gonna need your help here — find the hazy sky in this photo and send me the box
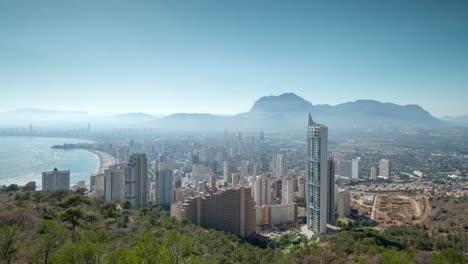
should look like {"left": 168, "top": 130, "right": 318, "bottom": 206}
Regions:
{"left": 1, "top": 0, "right": 467, "bottom": 117}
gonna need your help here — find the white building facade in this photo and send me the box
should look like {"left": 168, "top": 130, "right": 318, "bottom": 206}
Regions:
{"left": 42, "top": 168, "right": 70, "bottom": 192}
{"left": 307, "top": 114, "right": 330, "bottom": 234}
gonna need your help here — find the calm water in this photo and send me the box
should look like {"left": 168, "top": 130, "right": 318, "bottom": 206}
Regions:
{"left": 0, "top": 136, "right": 99, "bottom": 189}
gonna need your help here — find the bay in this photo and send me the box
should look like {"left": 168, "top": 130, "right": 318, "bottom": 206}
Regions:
{"left": 0, "top": 136, "right": 99, "bottom": 189}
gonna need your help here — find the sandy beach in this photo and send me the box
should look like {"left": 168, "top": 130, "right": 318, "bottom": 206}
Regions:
{"left": 89, "top": 150, "right": 116, "bottom": 174}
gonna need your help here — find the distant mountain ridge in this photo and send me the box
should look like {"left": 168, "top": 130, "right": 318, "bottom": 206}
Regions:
{"left": 441, "top": 115, "right": 468, "bottom": 126}
{"left": 114, "top": 112, "right": 154, "bottom": 118}
{"left": 151, "top": 93, "right": 443, "bottom": 132}
{"left": 0, "top": 93, "right": 448, "bottom": 132}
{"left": 14, "top": 108, "right": 88, "bottom": 114}
{"left": 248, "top": 93, "right": 313, "bottom": 114}
{"left": 231, "top": 93, "right": 441, "bottom": 131}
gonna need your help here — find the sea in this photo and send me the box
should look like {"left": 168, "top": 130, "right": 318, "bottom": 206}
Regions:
{"left": 0, "top": 136, "right": 99, "bottom": 189}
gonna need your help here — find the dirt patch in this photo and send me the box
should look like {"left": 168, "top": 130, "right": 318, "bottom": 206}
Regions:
{"left": 371, "top": 194, "right": 428, "bottom": 226}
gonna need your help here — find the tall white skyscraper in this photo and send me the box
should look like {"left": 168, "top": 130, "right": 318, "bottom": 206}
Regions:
{"left": 94, "top": 174, "right": 105, "bottom": 197}
{"left": 104, "top": 164, "right": 125, "bottom": 202}
{"left": 252, "top": 162, "right": 258, "bottom": 177}
{"left": 157, "top": 163, "right": 174, "bottom": 206}
{"left": 42, "top": 168, "right": 70, "bottom": 191}
{"left": 272, "top": 154, "right": 286, "bottom": 179}
{"left": 241, "top": 160, "right": 248, "bottom": 178}
{"left": 379, "top": 159, "right": 391, "bottom": 179}
{"left": 351, "top": 157, "right": 361, "bottom": 179}
{"left": 223, "top": 161, "right": 230, "bottom": 182}
{"left": 307, "top": 114, "right": 330, "bottom": 234}
{"left": 282, "top": 176, "right": 295, "bottom": 205}
{"left": 370, "top": 166, "right": 379, "bottom": 180}
{"left": 327, "top": 158, "right": 335, "bottom": 222}
{"left": 253, "top": 174, "right": 271, "bottom": 206}
{"left": 125, "top": 153, "right": 148, "bottom": 208}
{"left": 149, "top": 180, "right": 157, "bottom": 203}
{"left": 232, "top": 173, "right": 240, "bottom": 185}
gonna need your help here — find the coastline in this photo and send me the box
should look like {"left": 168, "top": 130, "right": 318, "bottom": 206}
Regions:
{"left": 88, "top": 150, "right": 116, "bottom": 175}
{"left": 0, "top": 136, "right": 100, "bottom": 188}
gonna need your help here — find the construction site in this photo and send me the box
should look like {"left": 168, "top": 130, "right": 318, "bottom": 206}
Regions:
{"left": 369, "top": 194, "right": 430, "bottom": 226}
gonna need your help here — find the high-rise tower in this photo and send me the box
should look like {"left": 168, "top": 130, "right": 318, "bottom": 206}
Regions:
{"left": 171, "top": 187, "right": 255, "bottom": 238}
{"left": 351, "top": 157, "right": 361, "bottom": 179}
{"left": 272, "top": 154, "right": 286, "bottom": 179}
{"left": 370, "top": 166, "right": 379, "bottom": 180}
{"left": 252, "top": 162, "right": 258, "bottom": 177}
{"left": 327, "top": 158, "right": 336, "bottom": 222}
{"left": 379, "top": 159, "right": 391, "bottom": 179}
{"left": 253, "top": 174, "right": 271, "bottom": 206}
{"left": 307, "top": 114, "right": 329, "bottom": 234}
{"left": 157, "top": 163, "right": 174, "bottom": 206}
{"left": 241, "top": 160, "right": 248, "bottom": 178}
{"left": 104, "top": 164, "right": 125, "bottom": 202}
{"left": 42, "top": 168, "right": 70, "bottom": 191}
{"left": 223, "top": 161, "right": 230, "bottom": 182}
{"left": 282, "top": 176, "right": 295, "bottom": 205}
{"left": 125, "top": 153, "right": 148, "bottom": 208}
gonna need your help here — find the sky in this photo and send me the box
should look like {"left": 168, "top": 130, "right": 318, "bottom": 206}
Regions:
{"left": 0, "top": 0, "right": 467, "bottom": 117}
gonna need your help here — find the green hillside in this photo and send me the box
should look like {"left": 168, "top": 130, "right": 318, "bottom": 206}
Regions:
{"left": 0, "top": 187, "right": 465, "bottom": 264}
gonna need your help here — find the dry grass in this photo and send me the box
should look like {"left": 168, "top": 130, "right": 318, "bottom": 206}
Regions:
{"left": 424, "top": 196, "right": 468, "bottom": 236}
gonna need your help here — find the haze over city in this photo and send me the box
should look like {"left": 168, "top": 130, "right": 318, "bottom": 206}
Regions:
{"left": 0, "top": 1, "right": 467, "bottom": 263}
{"left": 1, "top": 0, "right": 467, "bottom": 117}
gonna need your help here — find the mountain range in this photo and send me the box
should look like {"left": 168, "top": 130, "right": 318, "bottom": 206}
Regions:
{"left": 0, "top": 93, "right": 459, "bottom": 132}
{"left": 157, "top": 93, "right": 443, "bottom": 132}
{"left": 441, "top": 115, "right": 468, "bottom": 126}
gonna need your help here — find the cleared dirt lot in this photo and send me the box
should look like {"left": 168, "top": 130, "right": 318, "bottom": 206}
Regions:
{"left": 371, "top": 194, "right": 430, "bottom": 226}
{"left": 370, "top": 194, "right": 467, "bottom": 238}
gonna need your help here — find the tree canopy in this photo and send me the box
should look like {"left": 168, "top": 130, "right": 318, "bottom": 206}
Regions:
{"left": 0, "top": 189, "right": 466, "bottom": 264}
